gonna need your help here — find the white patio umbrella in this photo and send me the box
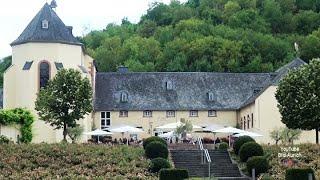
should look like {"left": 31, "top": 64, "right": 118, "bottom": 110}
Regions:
{"left": 109, "top": 125, "right": 144, "bottom": 145}
{"left": 155, "top": 122, "right": 203, "bottom": 131}
{"left": 213, "top": 126, "right": 247, "bottom": 146}
{"left": 158, "top": 131, "right": 175, "bottom": 138}
{"left": 203, "top": 124, "right": 225, "bottom": 146}
{"left": 233, "top": 131, "right": 263, "bottom": 137}
{"left": 84, "top": 129, "right": 113, "bottom": 143}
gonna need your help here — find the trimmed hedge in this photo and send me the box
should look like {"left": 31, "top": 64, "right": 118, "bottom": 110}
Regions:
{"left": 219, "top": 142, "right": 229, "bottom": 150}
{"left": 285, "top": 168, "right": 315, "bottom": 180}
{"left": 159, "top": 169, "right": 189, "bottom": 180}
{"left": 145, "top": 141, "right": 169, "bottom": 159}
{"left": 149, "top": 157, "right": 171, "bottom": 173}
{"left": 246, "top": 156, "right": 269, "bottom": 176}
{"left": 239, "top": 142, "right": 264, "bottom": 162}
{"left": 143, "top": 136, "right": 167, "bottom": 149}
{"left": 233, "top": 136, "right": 255, "bottom": 155}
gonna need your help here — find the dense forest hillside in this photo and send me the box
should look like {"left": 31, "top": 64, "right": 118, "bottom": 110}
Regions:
{"left": 81, "top": 0, "right": 320, "bottom": 73}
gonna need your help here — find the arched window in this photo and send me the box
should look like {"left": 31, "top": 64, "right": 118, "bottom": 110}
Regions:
{"left": 243, "top": 117, "right": 246, "bottom": 130}
{"left": 120, "top": 92, "right": 128, "bottom": 102}
{"left": 247, "top": 115, "right": 250, "bottom": 129}
{"left": 39, "top": 61, "right": 50, "bottom": 88}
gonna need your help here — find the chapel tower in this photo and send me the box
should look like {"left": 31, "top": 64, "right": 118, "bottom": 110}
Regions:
{"left": 3, "top": 2, "right": 94, "bottom": 143}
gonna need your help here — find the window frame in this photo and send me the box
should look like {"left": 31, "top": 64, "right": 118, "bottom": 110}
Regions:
{"left": 101, "top": 111, "right": 111, "bottom": 129}
{"left": 38, "top": 60, "right": 51, "bottom": 90}
{"left": 119, "top": 110, "right": 128, "bottom": 117}
{"left": 143, "top": 110, "right": 152, "bottom": 117}
{"left": 42, "top": 19, "right": 49, "bottom": 29}
{"left": 189, "top": 110, "right": 198, "bottom": 117}
{"left": 208, "top": 110, "right": 217, "bottom": 117}
{"left": 166, "top": 110, "right": 175, "bottom": 117}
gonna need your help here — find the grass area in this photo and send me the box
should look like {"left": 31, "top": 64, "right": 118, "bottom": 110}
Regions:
{"left": 230, "top": 144, "right": 320, "bottom": 179}
{"left": 0, "top": 143, "right": 156, "bottom": 179}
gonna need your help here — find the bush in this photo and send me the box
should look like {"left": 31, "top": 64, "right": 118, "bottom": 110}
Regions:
{"left": 233, "top": 136, "right": 255, "bottom": 155}
{"left": 219, "top": 142, "right": 228, "bottom": 150}
{"left": 246, "top": 156, "right": 269, "bottom": 176}
{"left": 285, "top": 168, "right": 315, "bottom": 180}
{"left": 239, "top": 142, "right": 264, "bottom": 162}
{"left": 0, "top": 135, "right": 11, "bottom": 144}
{"left": 143, "top": 136, "right": 167, "bottom": 149}
{"left": 145, "top": 141, "right": 168, "bottom": 159}
{"left": 149, "top": 157, "right": 171, "bottom": 173}
{"left": 159, "top": 169, "right": 189, "bottom": 180}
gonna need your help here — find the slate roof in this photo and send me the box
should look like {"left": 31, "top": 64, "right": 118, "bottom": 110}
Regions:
{"left": 94, "top": 59, "right": 306, "bottom": 111}
{"left": 11, "top": 3, "right": 82, "bottom": 46}
{"left": 94, "top": 72, "right": 275, "bottom": 111}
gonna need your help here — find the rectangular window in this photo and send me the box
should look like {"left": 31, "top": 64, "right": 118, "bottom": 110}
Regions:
{"left": 143, "top": 110, "right": 152, "bottom": 117}
{"left": 166, "top": 110, "right": 175, "bottom": 117}
{"left": 101, "top": 111, "right": 111, "bottom": 129}
{"left": 251, "top": 113, "right": 254, "bottom": 128}
{"left": 208, "top": 110, "right": 217, "bottom": 117}
{"left": 189, "top": 110, "right": 198, "bottom": 117}
{"left": 119, "top": 110, "right": 128, "bottom": 117}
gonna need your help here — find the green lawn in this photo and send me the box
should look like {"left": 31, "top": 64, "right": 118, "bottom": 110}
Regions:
{"left": 0, "top": 143, "right": 156, "bottom": 179}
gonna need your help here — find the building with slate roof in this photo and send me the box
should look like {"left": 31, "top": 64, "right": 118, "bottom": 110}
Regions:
{"left": 2, "top": 2, "right": 95, "bottom": 143}
{"left": 0, "top": 2, "right": 315, "bottom": 144}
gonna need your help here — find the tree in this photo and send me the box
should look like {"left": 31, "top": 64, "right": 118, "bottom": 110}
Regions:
{"left": 270, "top": 128, "right": 282, "bottom": 145}
{"left": 280, "top": 127, "right": 301, "bottom": 145}
{"left": 67, "top": 125, "right": 84, "bottom": 143}
{"left": 175, "top": 119, "right": 193, "bottom": 140}
{"left": 35, "top": 69, "right": 93, "bottom": 141}
{"left": 276, "top": 59, "right": 320, "bottom": 144}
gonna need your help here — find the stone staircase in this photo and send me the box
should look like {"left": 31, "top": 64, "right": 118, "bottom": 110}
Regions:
{"left": 170, "top": 148, "right": 250, "bottom": 179}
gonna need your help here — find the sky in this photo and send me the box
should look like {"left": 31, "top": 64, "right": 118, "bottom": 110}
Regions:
{"left": 0, "top": 0, "right": 186, "bottom": 59}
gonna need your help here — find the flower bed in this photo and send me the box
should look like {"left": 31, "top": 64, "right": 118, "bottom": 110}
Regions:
{"left": 263, "top": 144, "right": 319, "bottom": 179}
{"left": 0, "top": 143, "right": 156, "bottom": 179}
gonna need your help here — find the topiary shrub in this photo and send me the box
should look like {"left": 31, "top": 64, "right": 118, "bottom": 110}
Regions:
{"left": 246, "top": 156, "right": 269, "bottom": 176}
{"left": 159, "top": 169, "right": 189, "bottom": 180}
{"left": 143, "top": 136, "right": 167, "bottom": 149}
{"left": 149, "top": 157, "right": 171, "bottom": 173}
{"left": 285, "top": 168, "right": 315, "bottom": 180}
{"left": 233, "top": 136, "right": 255, "bottom": 155}
{"left": 145, "top": 141, "right": 168, "bottom": 159}
{"left": 239, "top": 142, "right": 264, "bottom": 162}
{"left": 219, "top": 142, "right": 228, "bottom": 150}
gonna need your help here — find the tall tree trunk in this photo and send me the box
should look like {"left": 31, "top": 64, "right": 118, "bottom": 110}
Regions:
{"left": 63, "top": 122, "right": 67, "bottom": 141}
{"left": 316, "top": 128, "right": 319, "bottom": 144}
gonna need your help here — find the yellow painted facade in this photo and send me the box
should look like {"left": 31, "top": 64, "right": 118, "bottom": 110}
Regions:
{"left": 239, "top": 86, "right": 314, "bottom": 144}
{"left": 93, "top": 110, "right": 237, "bottom": 139}
{"left": 3, "top": 42, "right": 94, "bottom": 143}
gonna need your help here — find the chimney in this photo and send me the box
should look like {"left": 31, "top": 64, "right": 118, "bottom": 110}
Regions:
{"left": 118, "top": 66, "right": 128, "bottom": 73}
{"left": 66, "top": 26, "right": 73, "bottom": 35}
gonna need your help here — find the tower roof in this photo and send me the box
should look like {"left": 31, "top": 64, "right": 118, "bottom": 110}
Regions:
{"left": 10, "top": 3, "right": 82, "bottom": 46}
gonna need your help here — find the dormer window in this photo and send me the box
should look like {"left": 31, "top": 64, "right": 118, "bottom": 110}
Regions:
{"left": 208, "top": 92, "right": 214, "bottom": 101}
{"left": 166, "top": 81, "right": 173, "bottom": 90}
{"left": 120, "top": 92, "right": 128, "bottom": 102}
{"left": 42, "top": 20, "right": 48, "bottom": 29}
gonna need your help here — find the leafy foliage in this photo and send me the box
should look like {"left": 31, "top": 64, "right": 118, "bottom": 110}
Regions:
{"left": 145, "top": 141, "right": 169, "bottom": 159}
{"left": 239, "top": 142, "right": 264, "bottom": 162}
{"left": 0, "top": 135, "right": 12, "bottom": 144}
{"left": 67, "top": 125, "right": 84, "bottom": 143}
{"left": 35, "top": 69, "right": 92, "bottom": 141}
{"left": 246, "top": 156, "right": 269, "bottom": 176}
{"left": 0, "top": 108, "right": 34, "bottom": 143}
{"left": 159, "top": 168, "right": 189, "bottom": 180}
{"left": 0, "top": 144, "right": 156, "bottom": 179}
{"left": 285, "top": 168, "right": 315, "bottom": 180}
{"left": 149, "top": 157, "right": 171, "bottom": 173}
{"left": 276, "top": 59, "right": 320, "bottom": 143}
{"left": 233, "top": 135, "right": 255, "bottom": 155}
{"left": 270, "top": 127, "right": 302, "bottom": 145}
{"left": 143, "top": 136, "right": 167, "bottom": 149}
{"left": 81, "top": 0, "right": 320, "bottom": 73}
{"left": 263, "top": 144, "right": 319, "bottom": 179}
{"left": 0, "top": 56, "right": 12, "bottom": 87}
{"left": 219, "top": 142, "right": 229, "bottom": 150}
{"left": 175, "top": 119, "right": 193, "bottom": 139}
